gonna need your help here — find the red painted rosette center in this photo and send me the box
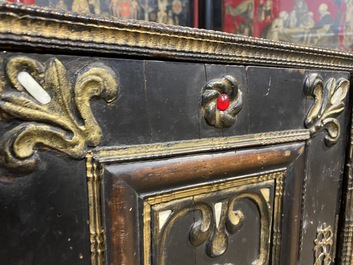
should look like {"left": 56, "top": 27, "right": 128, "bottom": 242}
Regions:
{"left": 216, "top": 93, "right": 230, "bottom": 111}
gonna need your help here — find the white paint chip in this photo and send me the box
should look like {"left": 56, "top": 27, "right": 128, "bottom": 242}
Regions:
{"left": 17, "top": 72, "right": 51, "bottom": 105}
{"left": 159, "top": 210, "right": 172, "bottom": 231}
{"left": 214, "top": 202, "right": 223, "bottom": 228}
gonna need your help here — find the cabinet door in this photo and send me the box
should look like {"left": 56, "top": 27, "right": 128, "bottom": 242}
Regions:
{"left": 90, "top": 140, "right": 306, "bottom": 265}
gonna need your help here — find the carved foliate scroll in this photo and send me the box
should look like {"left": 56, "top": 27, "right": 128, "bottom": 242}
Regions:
{"left": 304, "top": 73, "right": 349, "bottom": 146}
{"left": 0, "top": 56, "right": 118, "bottom": 171}
{"left": 160, "top": 193, "right": 269, "bottom": 261}
{"left": 147, "top": 172, "right": 284, "bottom": 265}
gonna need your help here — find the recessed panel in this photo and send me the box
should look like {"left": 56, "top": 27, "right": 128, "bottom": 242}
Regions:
{"left": 89, "top": 140, "right": 306, "bottom": 265}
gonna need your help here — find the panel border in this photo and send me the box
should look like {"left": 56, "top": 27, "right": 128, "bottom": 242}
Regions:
{"left": 86, "top": 129, "right": 308, "bottom": 265}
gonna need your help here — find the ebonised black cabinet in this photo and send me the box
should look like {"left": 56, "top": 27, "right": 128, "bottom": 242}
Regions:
{"left": 0, "top": 3, "right": 353, "bottom": 265}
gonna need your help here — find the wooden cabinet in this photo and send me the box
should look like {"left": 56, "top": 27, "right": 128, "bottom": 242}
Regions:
{"left": 0, "top": 3, "right": 353, "bottom": 265}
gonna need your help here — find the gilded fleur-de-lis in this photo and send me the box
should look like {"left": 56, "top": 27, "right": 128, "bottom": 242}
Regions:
{"left": 304, "top": 73, "right": 349, "bottom": 146}
{"left": 0, "top": 56, "right": 118, "bottom": 171}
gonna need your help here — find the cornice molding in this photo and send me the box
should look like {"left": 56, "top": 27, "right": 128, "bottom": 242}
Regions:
{"left": 1, "top": 3, "right": 353, "bottom": 71}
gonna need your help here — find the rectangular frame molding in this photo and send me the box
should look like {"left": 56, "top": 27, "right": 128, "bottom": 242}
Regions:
{"left": 86, "top": 129, "right": 308, "bottom": 265}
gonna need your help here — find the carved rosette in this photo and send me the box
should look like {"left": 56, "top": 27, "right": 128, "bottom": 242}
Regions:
{"left": 304, "top": 73, "right": 349, "bottom": 146}
{"left": 202, "top": 75, "right": 243, "bottom": 128}
{"left": 314, "top": 223, "right": 333, "bottom": 265}
{"left": 0, "top": 56, "right": 118, "bottom": 171}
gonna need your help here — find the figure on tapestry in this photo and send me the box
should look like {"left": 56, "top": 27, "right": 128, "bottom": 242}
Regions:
{"left": 343, "top": 0, "right": 353, "bottom": 50}
{"left": 264, "top": 0, "right": 341, "bottom": 49}
{"left": 28, "top": 0, "right": 190, "bottom": 24}
{"left": 109, "top": 0, "right": 140, "bottom": 18}
{"left": 258, "top": 0, "right": 273, "bottom": 23}
{"left": 222, "top": 0, "right": 349, "bottom": 50}
{"left": 149, "top": 0, "right": 189, "bottom": 26}
{"left": 224, "top": 0, "right": 254, "bottom": 36}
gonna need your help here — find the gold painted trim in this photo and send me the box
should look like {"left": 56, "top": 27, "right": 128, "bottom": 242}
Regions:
{"left": 1, "top": 3, "right": 353, "bottom": 71}
{"left": 86, "top": 155, "right": 105, "bottom": 265}
{"left": 92, "top": 129, "right": 310, "bottom": 163}
{"left": 314, "top": 223, "right": 334, "bottom": 265}
{"left": 272, "top": 171, "right": 284, "bottom": 264}
{"left": 143, "top": 202, "right": 151, "bottom": 265}
{"left": 147, "top": 174, "right": 279, "bottom": 205}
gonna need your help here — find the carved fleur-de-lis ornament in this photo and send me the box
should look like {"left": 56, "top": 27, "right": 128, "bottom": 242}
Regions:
{"left": 304, "top": 73, "right": 349, "bottom": 146}
{"left": 0, "top": 56, "right": 118, "bottom": 171}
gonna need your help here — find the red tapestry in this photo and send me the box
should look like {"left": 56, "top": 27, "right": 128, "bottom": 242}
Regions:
{"left": 223, "top": 0, "right": 350, "bottom": 50}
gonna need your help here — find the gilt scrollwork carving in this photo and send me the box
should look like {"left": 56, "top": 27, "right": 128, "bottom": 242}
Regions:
{"left": 314, "top": 223, "right": 333, "bottom": 265}
{"left": 157, "top": 191, "right": 270, "bottom": 265}
{"left": 201, "top": 75, "right": 243, "bottom": 128}
{"left": 304, "top": 73, "right": 349, "bottom": 146}
{"left": 0, "top": 56, "right": 118, "bottom": 171}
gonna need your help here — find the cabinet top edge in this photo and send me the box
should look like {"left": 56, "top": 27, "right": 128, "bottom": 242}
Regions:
{"left": 1, "top": 3, "right": 353, "bottom": 71}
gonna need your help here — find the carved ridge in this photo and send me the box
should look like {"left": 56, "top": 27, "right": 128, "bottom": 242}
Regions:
{"left": 314, "top": 223, "right": 333, "bottom": 265}
{"left": 2, "top": 4, "right": 353, "bottom": 71}
{"left": 86, "top": 155, "right": 105, "bottom": 265}
{"left": 0, "top": 56, "right": 118, "bottom": 171}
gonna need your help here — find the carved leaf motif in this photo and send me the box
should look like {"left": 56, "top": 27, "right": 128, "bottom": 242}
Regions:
{"left": 0, "top": 56, "right": 118, "bottom": 171}
{"left": 188, "top": 204, "right": 213, "bottom": 247}
{"left": 331, "top": 79, "right": 349, "bottom": 105}
{"left": 226, "top": 209, "right": 244, "bottom": 234}
{"left": 304, "top": 74, "right": 349, "bottom": 146}
{"left": 159, "top": 203, "right": 212, "bottom": 265}
{"left": 6, "top": 57, "right": 45, "bottom": 92}
{"left": 158, "top": 192, "right": 270, "bottom": 265}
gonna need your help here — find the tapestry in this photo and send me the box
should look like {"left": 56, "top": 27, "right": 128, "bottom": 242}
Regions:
{"left": 6, "top": 0, "right": 194, "bottom": 26}
{"left": 224, "top": 0, "right": 350, "bottom": 50}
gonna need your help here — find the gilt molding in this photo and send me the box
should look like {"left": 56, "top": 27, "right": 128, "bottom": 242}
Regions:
{"left": 0, "top": 56, "right": 118, "bottom": 171}
{"left": 92, "top": 129, "right": 310, "bottom": 163}
{"left": 314, "top": 223, "right": 333, "bottom": 265}
{"left": 1, "top": 4, "right": 353, "bottom": 71}
{"left": 86, "top": 154, "right": 104, "bottom": 265}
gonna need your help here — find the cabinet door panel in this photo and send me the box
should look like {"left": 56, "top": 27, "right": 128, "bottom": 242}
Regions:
{"left": 88, "top": 141, "right": 306, "bottom": 265}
